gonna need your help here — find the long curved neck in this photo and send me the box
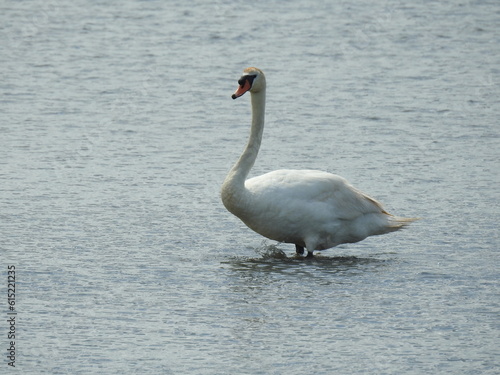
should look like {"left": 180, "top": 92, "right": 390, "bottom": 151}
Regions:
{"left": 222, "top": 89, "right": 266, "bottom": 207}
{"left": 232, "top": 90, "right": 266, "bottom": 183}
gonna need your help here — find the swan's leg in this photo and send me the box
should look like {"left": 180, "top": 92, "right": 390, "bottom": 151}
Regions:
{"left": 306, "top": 251, "right": 314, "bottom": 258}
{"left": 295, "top": 244, "right": 305, "bottom": 255}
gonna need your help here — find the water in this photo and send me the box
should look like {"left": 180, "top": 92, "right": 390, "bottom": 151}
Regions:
{"left": 1, "top": 0, "right": 499, "bottom": 373}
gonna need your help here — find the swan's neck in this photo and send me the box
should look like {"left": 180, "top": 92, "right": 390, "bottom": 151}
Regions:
{"left": 222, "top": 90, "right": 266, "bottom": 210}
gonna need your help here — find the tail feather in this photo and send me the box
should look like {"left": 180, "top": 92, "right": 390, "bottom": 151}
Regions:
{"left": 386, "top": 214, "right": 420, "bottom": 231}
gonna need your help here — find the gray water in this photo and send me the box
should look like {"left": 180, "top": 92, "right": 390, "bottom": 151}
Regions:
{"left": 1, "top": 0, "right": 499, "bottom": 374}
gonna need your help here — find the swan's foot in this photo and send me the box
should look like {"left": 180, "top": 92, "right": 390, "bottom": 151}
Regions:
{"left": 295, "top": 244, "right": 305, "bottom": 255}
{"left": 295, "top": 245, "right": 314, "bottom": 258}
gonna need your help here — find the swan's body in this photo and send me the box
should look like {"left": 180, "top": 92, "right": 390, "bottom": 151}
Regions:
{"left": 221, "top": 67, "right": 415, "bottom": 257}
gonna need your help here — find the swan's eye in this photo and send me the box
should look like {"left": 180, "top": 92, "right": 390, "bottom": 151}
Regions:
{"left": 238, "top": 74, "right": 257, "bottom": 87}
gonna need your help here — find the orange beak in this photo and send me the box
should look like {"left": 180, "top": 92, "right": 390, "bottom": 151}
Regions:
{"left": 232, "top": 79, "right": 252, "bottom": 99}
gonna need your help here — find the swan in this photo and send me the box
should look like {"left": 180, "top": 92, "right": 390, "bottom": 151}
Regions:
{"left": 221, "top": 67, "right": 416, "bottom": 257}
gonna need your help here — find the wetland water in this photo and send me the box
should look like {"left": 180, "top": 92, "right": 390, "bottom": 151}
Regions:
{"left": 1, "top": 0, "right": 499, "bottom": 373}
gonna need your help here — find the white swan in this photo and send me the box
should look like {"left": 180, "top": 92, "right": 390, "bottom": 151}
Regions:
{"left": 221, "top": 67, "right": 416, "bottom": 257}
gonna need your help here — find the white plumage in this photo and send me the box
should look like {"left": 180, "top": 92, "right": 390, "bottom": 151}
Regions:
{"left": 221, "top": 67, "right": 416, "bottom": 257}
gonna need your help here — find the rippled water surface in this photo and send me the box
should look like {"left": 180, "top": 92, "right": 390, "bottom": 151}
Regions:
{"left": 1, "top": 0, "right": 499, "bottom": 374}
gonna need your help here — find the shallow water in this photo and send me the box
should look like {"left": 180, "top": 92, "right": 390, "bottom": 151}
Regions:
{"left": 1, "top": 0, "right": 499, "bottom": 374}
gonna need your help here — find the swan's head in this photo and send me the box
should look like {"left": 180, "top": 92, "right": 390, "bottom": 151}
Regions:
{"left": 232, "top": 67, "right": 266, "bottom": 99}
